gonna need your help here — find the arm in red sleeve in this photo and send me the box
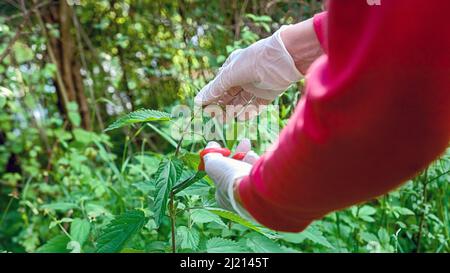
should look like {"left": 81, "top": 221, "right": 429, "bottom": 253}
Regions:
{"left": 238, "top": 0, "right": 450, "bottom": 232}
{"left": 313, "top": 12, "right": 328, "bottom": 53}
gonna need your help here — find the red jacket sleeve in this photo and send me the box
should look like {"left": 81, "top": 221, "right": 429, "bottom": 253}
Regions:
{"left": 238, "top": 0, "right": 450, "bottom": 232}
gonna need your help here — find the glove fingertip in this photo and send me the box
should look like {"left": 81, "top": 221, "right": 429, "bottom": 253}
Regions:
{"left": 243, "top": 151, "right": 260, "bottom": 165}
{"left": 235, "top": 138, "right": 251, "bottom": 153}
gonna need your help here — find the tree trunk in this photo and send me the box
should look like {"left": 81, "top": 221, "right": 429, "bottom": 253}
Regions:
{"left": 42, "top": 0, "right": 92, "bottom": 130}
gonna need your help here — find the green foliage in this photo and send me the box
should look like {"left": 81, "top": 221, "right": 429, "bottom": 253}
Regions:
{"left": 70, "top": 219, "right": 91, "bottom": 247}
{"left": 36, "top": 235, "right": 71, "bottom": 253}
{"left": 105, "top": 109, "right": 172, "bottom": 131}
{"left": 96, "top": 210, "right": 147, "bottom": 253}
{"left": 206, "top": 237, "right": 247, "bottom": 253}
{"left": 152, "top": 157, "right": 183, "bottom": 227}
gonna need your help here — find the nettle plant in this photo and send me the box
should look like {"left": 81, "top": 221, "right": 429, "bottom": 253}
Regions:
{"left": 93, "top": 109, "right": 285, "bottom": 253}
{"left": 33, "top": 107, "right": 449, "bottom": 253}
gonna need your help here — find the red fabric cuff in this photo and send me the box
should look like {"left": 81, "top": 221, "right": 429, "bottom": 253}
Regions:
{"left": 238, "top": 163, "right": 313, "bottom": 232}
{"left": 313, "top": 12, "right": 328, "bottom": 53}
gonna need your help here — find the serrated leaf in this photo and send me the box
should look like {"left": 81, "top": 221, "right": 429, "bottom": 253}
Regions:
{"left": 105, "top": 109, "right": 171, "bottom": 131}
{"left": 190, "top": 209, "right": 226, "bottom": 227}
{"left": 246, "top": 233, "right": 286, "bottom": 253}
{"left": 301, "top": 226, "right": 333, "bottom": 249}
{"left": 176, "top": 226, "right": 199, "bottom": 250}
{"left": 206, "top": 238, "right": 246, "bottom": 253}
{"left": 172, "top": 171, "right": 206, "bottom": 194}
{"left": 207, "top": 208, "right": 277, "bottom": 239}
{"left": 36, "top": 235, "right": 71, "bottom": 253}
{"left": 96, "top": 210, "right": 147, "bottom": 253}
{"left": 70, "top": 219, "right": 91, "bottom": 246}
{"left": 281, "top": 225, "right": 333, "bottom": 249}
{"left": 152, "top": 157, "right": 183, "bottom": 227}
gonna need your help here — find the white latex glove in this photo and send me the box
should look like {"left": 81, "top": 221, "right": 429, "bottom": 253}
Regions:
{"left": 203, "top": 139, "right": 260, "bottom": 217}
{"left": 194, "top": 26, "right": 302, "bottom": 114}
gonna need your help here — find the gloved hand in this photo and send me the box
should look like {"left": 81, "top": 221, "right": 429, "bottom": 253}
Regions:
{"left": 203, "top": 139, "right": 259, "bottom": 217}
{"left": 194, "top": 26, "right": 302, "bottom": 118}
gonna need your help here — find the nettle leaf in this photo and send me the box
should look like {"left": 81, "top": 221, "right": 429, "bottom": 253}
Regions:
{"left": 176, "top": 226, "right": 200, "bottom": 250}
{"left": 302, "top": 226, "right": 333, "bottom": 249}
{"left": 190, "top": 209, "right": 226, "bottom": 227}
{"left": 36, "top": 235, "right": 71, "bottom": 253}
{"left": 207, "top": 208, "right": 277, "bottom": 239}
{"left": 96, "top": 210, "right": 147, "bottom": 253}
{"left": 172, "top": 171, "right": 206, "bottom": 194}
{"left": 281, "top": 225, "right": 333, "bottom": 249}
{"left": 206, "top": 238, "right": 247, "bottom": 253}
{"left": 105, "top": 109, "right": 171, "bottom": 131}
{"left": 246, "top": 233, "right": 286, "bottom": 253}
{"left": 152, "top": 157, "right": 183, "bottom": 227}
{"left": 70, "top": 218, "right": 91, "bottom": 247}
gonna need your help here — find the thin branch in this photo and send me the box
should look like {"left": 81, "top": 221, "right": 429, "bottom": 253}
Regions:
{"left": 0, "top": 2, "right": 29, "bottom": 64}
{"left": 72, "top": 9, "right": 105, "bottom": 131}
{"left": 32, "top": 0, "right": 71, "bottom": 116}
{"left": 2, "top": 0, "right": 53, "bottom": 22}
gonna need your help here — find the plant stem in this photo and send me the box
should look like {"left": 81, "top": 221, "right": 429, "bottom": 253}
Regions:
{"left": 169, "top": 192, "right": 176, "bottom": 253}
{"left": 416, "top": 169, "right": 429, "bottom": 253}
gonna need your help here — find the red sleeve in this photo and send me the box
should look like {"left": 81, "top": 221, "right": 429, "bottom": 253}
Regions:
{"left": 239, "top": 0, "right": 450, "bottom": 232}
{"left": 313, "top": 12, "right": 328, "bottom": 53}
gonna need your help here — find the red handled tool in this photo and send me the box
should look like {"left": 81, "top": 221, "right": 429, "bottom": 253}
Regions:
{"left": 172, "top": 148, "right": 247, "bottom": 195}
{"left": 198, "top": 148, "right": 246, "bottom": 171}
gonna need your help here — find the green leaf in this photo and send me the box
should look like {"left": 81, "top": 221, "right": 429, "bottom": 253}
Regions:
{"left": 394, "top": 207, "right": 415, "bottom": 216}
{"left": 0, "top": 95, "right": 5, "bottom": 109}
{"left": 246, "top": 233, "right": 286, "bottom": 253}
{"left": 172, "top": 171, "right": 206, "bottom": 194}
{"left": 96, "top": 210, "right": 147, "bottom": 253}
{"left": 180, "top": 153, "right": 201, "bottom": 170}
{"left": 152, "top": 157, "right": 183, "bottom": 227}
{"left": 41, "top": 202, "right": 79, "bottom": 212}
{"left": 281, "top": 225, "right": 333, "bottom": 249}
{"left": 70, "top": 219, "right": 91, "bottom": 246}
{"left": 360, "top": 232, "right": 378, "bottom": 243}
{"left": 207, "top": 208, "right": 277, "bottom": 239}
{"left": 377, "top": 228, "right": 390, "bottom": 245}
{"left": 206, "top": 237, "right": 247, "bottom": 253}
{"left": 190, "top": 209, "right": 226, "bottom": 227}
{"left": 67, "top": 102, "right": 81, "bottom": 127}
{"left": 105, "top": 109, "right": 171, "bottom": 131}
{"left": 36, "top": 235, "right": 71, "bottom": 253}
{"left": 302, "top": 226, "right": 333, "bottom": 249}
{"left": 356, "top": 205, "right": 377, "bottom": 222}
{"left": 176, "top": 226, "right": 200, "bottom": 250}
{"left": 13, "top": 42, "right": 33, "bottom": 63}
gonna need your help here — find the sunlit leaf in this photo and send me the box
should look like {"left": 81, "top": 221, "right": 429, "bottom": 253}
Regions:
{"left": 105, "top": 109, "right": 171, "bottom": 131}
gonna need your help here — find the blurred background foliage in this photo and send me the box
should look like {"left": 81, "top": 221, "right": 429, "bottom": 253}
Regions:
{"left": 0, "top": 0, "right": 448, "bottom": 253}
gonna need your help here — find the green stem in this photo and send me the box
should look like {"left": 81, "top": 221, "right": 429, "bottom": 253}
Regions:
{"left": 169, "top": 192, "right": 176, "bottom": 253}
